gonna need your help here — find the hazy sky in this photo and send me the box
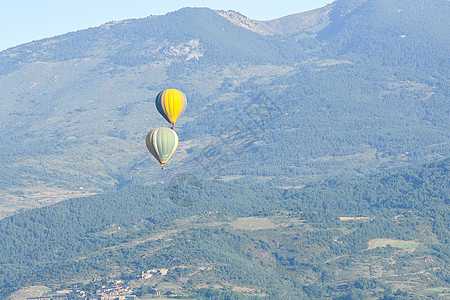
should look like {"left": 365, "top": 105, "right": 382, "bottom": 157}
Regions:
{"left": 0, "top": 0, "right": 333, "bottom": 51}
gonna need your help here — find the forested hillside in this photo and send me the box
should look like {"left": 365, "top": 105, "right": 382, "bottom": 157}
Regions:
{"left": 317, "top": 0, "right": 449, "bottom": 74}
{"left": 0, "top": 158, "right": 448, "bottom": 298}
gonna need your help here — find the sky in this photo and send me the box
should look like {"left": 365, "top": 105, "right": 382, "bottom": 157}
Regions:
{"left": 0, "top": 0, "right": 333, "bottom": 51}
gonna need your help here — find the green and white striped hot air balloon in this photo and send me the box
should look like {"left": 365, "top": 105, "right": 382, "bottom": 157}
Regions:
{"left": 146, "top": 127, "right": 179, "bottom": 169}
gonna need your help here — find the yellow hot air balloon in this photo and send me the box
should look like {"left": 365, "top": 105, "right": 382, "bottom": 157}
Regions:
{"left": 155, "top": 89, "right": 187, "bottom": 128}
{"left": 146, "top": 127, "right": 179, "bottom": 169}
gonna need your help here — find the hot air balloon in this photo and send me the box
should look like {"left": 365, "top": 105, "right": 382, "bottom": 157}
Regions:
{"left": 146, "top": 127, "right": 179, "bottom": 169}
{"left": 155, "top": 89, "right": 187, "bottom": 128}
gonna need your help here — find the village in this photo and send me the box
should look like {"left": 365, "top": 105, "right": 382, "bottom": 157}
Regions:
{"left": 26, "top": 268, "right": 171, "bottom": 300}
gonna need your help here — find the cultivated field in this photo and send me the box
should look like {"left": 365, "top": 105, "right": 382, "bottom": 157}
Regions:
{"left": 368, "top": 239, "right": 419, "bottom": 250}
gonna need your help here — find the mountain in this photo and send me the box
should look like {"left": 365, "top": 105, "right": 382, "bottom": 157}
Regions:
{"left": 0, "top": 0, "right": 448, "bottom": 221}
{"left": 0, "top": 1, "right": 449, "bottom": 296}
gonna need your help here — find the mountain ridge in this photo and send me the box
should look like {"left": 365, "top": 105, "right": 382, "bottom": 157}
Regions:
{"left": 216, "top": 5, "right": 334, "bottom": 36}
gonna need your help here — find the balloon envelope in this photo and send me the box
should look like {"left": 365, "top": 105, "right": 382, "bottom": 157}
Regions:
{"left": 155, "top": 89, "right": 187, "bottom": 126}
{"left": 146, "top": 127, "right": 179, "bottom": 167}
